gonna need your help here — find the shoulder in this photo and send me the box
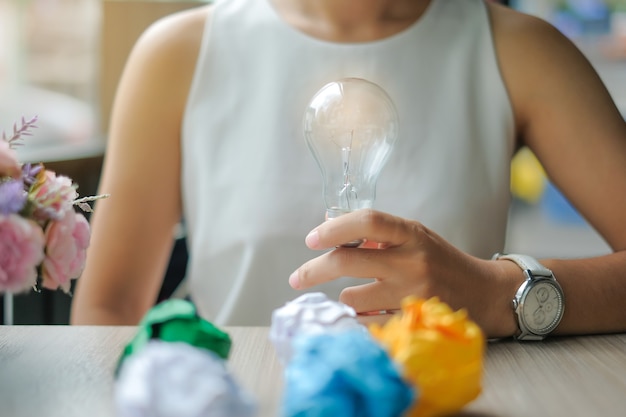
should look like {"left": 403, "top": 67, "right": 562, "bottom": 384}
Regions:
{"left": 485, "top": 3, "right": 601, "bottom": 135}
{"left": 132, "top": 5, "right": 212, "bottom": 68}
{"left": 485, "top": 2, "right": 587, "bottom": 84}
{"left": 117, "top": 5, "right": 213, "bottom": 110}
{"left": 486, "top": 2, "right": 577, "bottom": 57}
{"left": 485, "top": 2, "right": 596, "bottom": 81}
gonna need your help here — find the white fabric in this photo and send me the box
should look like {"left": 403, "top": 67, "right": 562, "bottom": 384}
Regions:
{"left": 182, "top": 0, "right": 515, "bottom": 325}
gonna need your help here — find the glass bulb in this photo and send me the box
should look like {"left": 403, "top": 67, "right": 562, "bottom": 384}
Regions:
{"left": 304, "top": 78, "right": 399, "bottom": 222}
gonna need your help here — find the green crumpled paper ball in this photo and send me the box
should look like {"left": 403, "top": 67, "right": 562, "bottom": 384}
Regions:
{"left": 116, "top": 299, "right": 232, "bottom": 374}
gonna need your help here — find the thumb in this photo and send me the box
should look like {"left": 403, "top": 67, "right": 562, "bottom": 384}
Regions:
{"left": 339, "top": 280, "right": 401, "bottom": 314}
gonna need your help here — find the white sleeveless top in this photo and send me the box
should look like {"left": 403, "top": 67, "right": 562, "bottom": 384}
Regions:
{"left": 182, "top": 0, "right": 515, "bottom": 325}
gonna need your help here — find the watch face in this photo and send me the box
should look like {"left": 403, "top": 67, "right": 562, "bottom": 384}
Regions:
{"left": 521, "top": 281, "right": 564, "bottom": 334}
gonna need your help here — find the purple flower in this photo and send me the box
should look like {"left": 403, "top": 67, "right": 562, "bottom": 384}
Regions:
{"left": 0, "top": 179, "right": 27, "bottom": 215}
{"left": 21, "top": 163, "right": 43, "bottom": 187}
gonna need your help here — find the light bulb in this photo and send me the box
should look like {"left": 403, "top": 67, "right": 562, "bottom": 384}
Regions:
{"left": 304, "top": 78, "right": 399, "bottom": 242}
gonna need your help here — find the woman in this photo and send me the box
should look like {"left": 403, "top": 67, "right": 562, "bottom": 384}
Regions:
{"left": 71, "top": 0, "right": 626, "bottom": 339}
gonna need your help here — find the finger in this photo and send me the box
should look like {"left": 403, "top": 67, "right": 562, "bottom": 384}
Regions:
{"left": 0, "top": 146, "right": 21, "bottom": 178}
{"left": 306, "top": 209, "right": 415, "bottom": 250}
{"left": 339, "top": 280, "right": 402, "bottom": 314}
{"left": 289, "top": 246, "right": 393, "bottom": 289}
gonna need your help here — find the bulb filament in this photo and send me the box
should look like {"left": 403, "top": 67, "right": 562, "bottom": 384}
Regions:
{"left": 334, "top": 130, "right": 357, "bottom": 210}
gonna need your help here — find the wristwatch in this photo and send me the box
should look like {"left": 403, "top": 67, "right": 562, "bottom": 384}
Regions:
{"left": 492, "top": 253, "right": 565, "bottom": 341}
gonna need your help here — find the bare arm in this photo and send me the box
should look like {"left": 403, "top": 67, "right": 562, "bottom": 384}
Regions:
{"left": 489, "top": 4, "right": 626, "bottom": 335}
{"left": 290, "top": 5, "right": 626, "bottom": 338}
{"left": 70, "top": 7, "right": 209, "bottom": 325}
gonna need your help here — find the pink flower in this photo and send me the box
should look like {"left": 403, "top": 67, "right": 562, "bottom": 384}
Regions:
{"left": 0, "top": 214, "right": 45, "bottom": 293}
{"left": 41, "top": 210, "right": 90, "bottom": 292}
{"left": 29, "top": 170, "right": 78, "bottom": 221}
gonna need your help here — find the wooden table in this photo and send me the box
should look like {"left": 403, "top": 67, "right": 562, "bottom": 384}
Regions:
{"left": 0, "top": 326, "right": 624, "bottom": 417}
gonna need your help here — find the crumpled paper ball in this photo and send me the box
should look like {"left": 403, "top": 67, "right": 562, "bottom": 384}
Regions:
{"left": 282, "top": 329, "right": 415, "bottom": 417}
{"left": 115, "top": 340, "right": 256, "bottom": 417}
{"left": 369, "top": 297, "right": 485, "bottom": 417}
{"left": 269, "top": 292, "right": 362, "bottom": 364}
{"left": 118, "top": 299, "right": 232, "bottom": 373}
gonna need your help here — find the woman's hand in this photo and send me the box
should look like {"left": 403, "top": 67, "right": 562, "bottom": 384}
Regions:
{"left": 0, "top": 140, "right": 21, "bottom": 178}
{"left": 289, "top": 209, "right": 520, "bottom": 338}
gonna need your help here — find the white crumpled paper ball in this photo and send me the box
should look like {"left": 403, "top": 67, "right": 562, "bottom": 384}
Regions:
{"left": 115, "top": 340, "right": 256, "bottom": 417}
{"left": 269, "top": 292, "right": 363, "bottom": 364}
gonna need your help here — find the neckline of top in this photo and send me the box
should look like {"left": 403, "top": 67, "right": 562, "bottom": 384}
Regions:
{"left": 262, "top": 0, "right": 440, "bottom": 47}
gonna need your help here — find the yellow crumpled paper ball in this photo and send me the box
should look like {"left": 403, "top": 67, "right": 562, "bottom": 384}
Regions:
{"left": 510, "top": 147, "right": 546, "bottom": 204}
{"left": 369, "top": 297, "right": 485, "bottom": 417}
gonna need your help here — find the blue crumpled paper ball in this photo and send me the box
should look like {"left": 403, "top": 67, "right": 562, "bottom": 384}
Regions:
{"left": 282, "top": 329, "right": 416, "bottom": 417}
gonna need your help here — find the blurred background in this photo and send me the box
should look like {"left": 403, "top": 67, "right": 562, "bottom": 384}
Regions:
{"left": 0, "top": 0, "right": 621, "bottom": 324}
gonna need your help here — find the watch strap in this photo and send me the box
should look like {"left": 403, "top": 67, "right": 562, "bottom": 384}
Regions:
{"left": 493, "top": 253, "right": 553, "bottom": 279}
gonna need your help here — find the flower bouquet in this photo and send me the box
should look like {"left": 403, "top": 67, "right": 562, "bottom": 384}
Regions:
{"left": 0, "top": 116, "right": 108, "bottom": 294}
